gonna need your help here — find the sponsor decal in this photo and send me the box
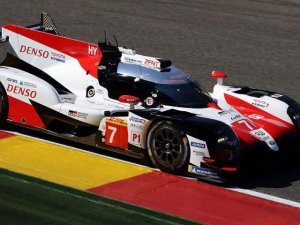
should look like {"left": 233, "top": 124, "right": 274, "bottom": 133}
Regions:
{"left": 106, "top": 117, "right": 127, "bottom": 126}
{"left": 145, "top": 97, "right": 154, "bottom": 106}
{"left": 50, "top": 52, "right": 66, "bottom": 63}
{"left": 231, "top": 114, "right": 242, "bottom": 121}
{"left": 253, "top": 130, "right": 265, "bottom": 137}
{"left": 163, "top": 73, "right": 191, "bottom": 85}
{"left": 218, "top": 108, "right": 235, "bottom": 116}
{"left": 130, "top": 123, "right": 143, "bottom": 129}
{"left": 250, "top": 128, "right": 278, "bottom": 151}
{"left": 170, "top": 73, "right": 190, "bottom": 80}
{"left": 248, "top": 114, "right": 264, "bottom": 120}
{"left": 253, "top": 131, "right": 271, "bottom": 141}
{"left": 191, "top": 142, "right": 206, "bottom": 148}
{"left": 6, "top": 84, "right": 37, "bottom": 98}
{"left": 68, "top": 110, "right": 88, "bottom": 119}
{"left": 124, "top": 56, "right": 142, "bottom": 64}
{"left": 144, "top": 59, "right": 159, "bottom": 67}
{"left": 192, "top": 150, "right": 205, "bottom": 157}
{"left": 129, "top": 117, "right": 146, "bottom": 124}
{"left": 20, "top": 45, "right": 49, "bottom": 58}
{"left": 20, "top": 80, "right": 37, "bottom": 88}
{"left": 7, "top": 78, "right": 18, "bottom": 83}
{"left": 163, "top": 79, "right": 186, "bottom": 85}
{"left": 252, "top": 98, "right": 269, "bottom": 108}
{"left": 188, "top": 165, "right": 217, "bottom": 176}
{"left": 88, "top": 45, "right": 98, "bottom": 56}
{"left": 131, "top": 131, "right": 141, "bottom": 144}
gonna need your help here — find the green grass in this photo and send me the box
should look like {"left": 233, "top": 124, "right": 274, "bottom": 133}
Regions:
{"left": 0, "top": 169, "right": 200, "bottom": 225}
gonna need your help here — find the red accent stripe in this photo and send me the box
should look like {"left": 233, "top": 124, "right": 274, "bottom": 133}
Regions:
{"left": 89, "top": 171, "right": 300, "bottom": 225}
{"left": 207, "top": 102, "right": 222, "bottom": 110}
{"left": 7, "top": 96, "right": 45, "bottom": 128}
{"left": 4, "top": 24, "right": 102, "bottom": 78}
{"left": 224, "top": 93, "right": 295, "bottom": 139}
{"left": 0, "top": 131, "right": 15, "bottom": 139}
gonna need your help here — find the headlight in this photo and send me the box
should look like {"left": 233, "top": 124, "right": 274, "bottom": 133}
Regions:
{"left": 287, "top": 103, "right": 300, "bottom": 130}
{"left": 214, "top": 128, "right": 240, "bottom": 166}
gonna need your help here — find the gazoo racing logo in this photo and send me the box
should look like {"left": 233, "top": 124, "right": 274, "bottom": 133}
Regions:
{"left": 6, "top": 84, "right": 37, "bottom": 98}
{"left": 20, "top": 45, "right": 49, "bottom": 58}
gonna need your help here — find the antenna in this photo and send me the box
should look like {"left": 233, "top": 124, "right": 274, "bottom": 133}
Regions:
{"left": 104, "top": 31, "right": 107, "bottom": 44}
{"left": 114, "top": 35, "right": 118, "bottom": 47}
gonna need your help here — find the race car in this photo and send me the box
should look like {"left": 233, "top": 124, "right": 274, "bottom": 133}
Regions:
{"left": 0, "top": 13, "right": 299, "bottom": 182}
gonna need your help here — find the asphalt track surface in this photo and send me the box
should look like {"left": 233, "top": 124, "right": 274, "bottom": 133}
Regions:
{"left": 0, "top": 0, "right": 299, "bottom": 202}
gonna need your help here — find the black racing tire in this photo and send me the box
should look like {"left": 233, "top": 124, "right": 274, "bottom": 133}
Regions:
{"left": 0, "top": 83, "right": 8, "bottom": 127}
{"left": 147, "top": 121, "right": 190, "bottom": 175}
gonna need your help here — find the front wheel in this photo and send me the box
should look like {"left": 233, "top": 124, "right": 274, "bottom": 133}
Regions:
{"left": 0, "top": 83, "right": 8, "bottom": 127}
{"left": 147, "top": 121, "right": 189, "bottom": 174}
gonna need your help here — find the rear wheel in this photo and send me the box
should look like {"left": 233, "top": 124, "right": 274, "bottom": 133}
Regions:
{"left": 0, "top": 83, "right": 8, "bottom": 127}
{"left": 147, "top": 121, "right": 189, "bottom": 174}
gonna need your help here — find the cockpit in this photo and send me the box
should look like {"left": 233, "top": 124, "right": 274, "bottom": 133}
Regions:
{"left": 98, "top": 44, "right": 213, "bottom": 108}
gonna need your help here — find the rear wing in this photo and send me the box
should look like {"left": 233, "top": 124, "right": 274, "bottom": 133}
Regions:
{"left": 0, "top": 12, "right": 59, "bottom": 43}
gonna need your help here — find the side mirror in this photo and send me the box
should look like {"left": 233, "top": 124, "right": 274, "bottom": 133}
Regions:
{"left": 211, "top": 70, "right": 227, "bottom": 85}
{"left": 118, "top": 95, "right": 140, "bottom": 109}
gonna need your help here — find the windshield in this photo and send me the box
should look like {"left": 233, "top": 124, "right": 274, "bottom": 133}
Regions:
{"left": 156, "top": 81, "right": 213, "bottom": 108}
{"left": 111, "top": 63, "right": 213, "bottom": 108}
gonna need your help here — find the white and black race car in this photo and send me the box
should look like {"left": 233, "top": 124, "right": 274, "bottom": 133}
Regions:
{"left": 0, "top": 13, "right": 299, "bottom": 181}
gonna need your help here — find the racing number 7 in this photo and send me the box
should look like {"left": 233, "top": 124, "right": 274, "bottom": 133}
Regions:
{"left": 236, "top": 119, "right": 254, "bottom": 131}
{"left": 105, "top": 120, "right": 128, "bottom": 149}
{"left": 107, "top": 126, "right": 117, "bottom": 143}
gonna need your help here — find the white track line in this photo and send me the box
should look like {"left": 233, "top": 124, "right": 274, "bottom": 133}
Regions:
{"left": 2, "top": 129, "right": 300, "bottom": 208}
{"left": 227, "top": 187, "right": 300, "bottom": 208}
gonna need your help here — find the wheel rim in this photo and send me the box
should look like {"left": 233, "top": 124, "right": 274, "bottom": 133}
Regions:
{"left": 150, "top": 127, "right": 184, "bottom": 168}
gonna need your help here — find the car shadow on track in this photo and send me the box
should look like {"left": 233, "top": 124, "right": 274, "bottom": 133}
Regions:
{"left": 210, "top": 145, "right": 300, "bottom": 204}
{"left": 234, "top": 158, "right": 300, "bottom": 189}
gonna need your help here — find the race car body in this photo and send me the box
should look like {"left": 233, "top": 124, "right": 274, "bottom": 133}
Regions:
{"left": 0, "top": 13, "right": 299, "bottom": 181}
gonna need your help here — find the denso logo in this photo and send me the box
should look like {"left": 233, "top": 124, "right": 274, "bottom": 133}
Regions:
{"left": 20, "top": 45, "right": 49, "bottom": 58}
{"left": 6, "top": 84, "right": 37, "bottom": 98}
